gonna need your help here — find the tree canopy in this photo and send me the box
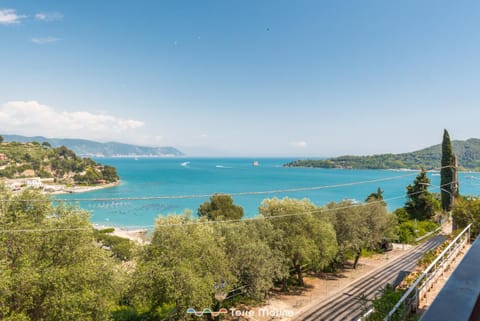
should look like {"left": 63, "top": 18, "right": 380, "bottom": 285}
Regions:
{"left": 405, "top": 169, "right": 440, "bottom": 221}
{"left": 452, "top": 196, "right": 480, "bottom": 239}
{"left": 326, "top": 199, "right": 397, "bottom": 269}
{"left": 365, "top": 187, "right": 386, "bottom": 206}
{"left": 198, "top": 194, "right": 244, "bottom": 221}
{"left": 129, "top": 212, "right": 235, "bottom": 318}
{"left": 0, "top": 187, "right": 408, "bottom": 320}
{"left": 259, "top": 197, "right": 337, "bottom": 286}
{"left": 0, "top": 188, "right": 120, "bottom": 321}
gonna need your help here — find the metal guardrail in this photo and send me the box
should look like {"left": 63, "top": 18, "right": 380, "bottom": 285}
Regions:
{"left": 382, "top": 223, "right": 471, "bottom": 321}
{"left": 415, "top": 226, "right": 442, "bottom": 243}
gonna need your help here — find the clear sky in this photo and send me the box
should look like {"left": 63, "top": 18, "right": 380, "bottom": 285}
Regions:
{"left": 1, "top": 1, "right": 479, "bottom": 157}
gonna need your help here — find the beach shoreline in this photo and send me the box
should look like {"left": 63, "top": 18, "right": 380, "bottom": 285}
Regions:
{"left": 49, "top": 181, "right": 121, "bottom": 195}
{"left": 94, "top": 224, "right": 149, "bottom": 244}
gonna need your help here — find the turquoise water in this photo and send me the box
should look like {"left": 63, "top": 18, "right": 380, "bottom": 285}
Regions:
{"left": 55, "top": 158, "right": 480, "bottom": 228}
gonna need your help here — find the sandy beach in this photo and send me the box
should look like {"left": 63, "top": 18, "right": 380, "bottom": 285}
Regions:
{"left": 94, "top": 225, "right": 149, "bottom": 244}
{"left": 49, "top": 181, "right": 121, "bottom": 195}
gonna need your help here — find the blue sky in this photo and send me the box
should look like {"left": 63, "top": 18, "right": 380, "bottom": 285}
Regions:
{"left": 1, "top": 1, "right": 480, "bottom": 156}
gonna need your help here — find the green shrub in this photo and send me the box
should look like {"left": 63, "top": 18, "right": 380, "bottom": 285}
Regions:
{"left": 364, "top": 284, "right": 410, "bottom": 321}
{"left": 94, "top": 229, "right": 134, "bottom": 261}
{"left": 398, "top": 221, "right": 416, "bottom": 243}
{"left": 98, "top": 227, "right": 116, "bottom": 233}
{"left": 397, "top": 220, "right": 439, "bottom": 244}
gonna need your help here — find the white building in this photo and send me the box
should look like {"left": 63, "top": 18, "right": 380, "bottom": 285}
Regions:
{"left": 24, "top": 178, "right": 43, "bottom": 189}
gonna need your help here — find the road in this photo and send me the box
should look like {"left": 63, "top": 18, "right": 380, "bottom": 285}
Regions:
{"left": 293, "top": 235, "right": 445, "bottom": 321}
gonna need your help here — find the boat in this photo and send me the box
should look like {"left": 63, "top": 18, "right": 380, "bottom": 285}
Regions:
{"left": 180, "top": 161, "right": 190, "bottom": 167}
{"left": 252, "top": 160, "right": 259, "bottom": 167}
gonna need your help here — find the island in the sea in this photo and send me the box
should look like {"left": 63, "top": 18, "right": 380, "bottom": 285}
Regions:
{"left": 285, "top": 138, "right": 480, "bottom": 171}
{"left": 0, "top": 138, "right": 120, "bottom": 194}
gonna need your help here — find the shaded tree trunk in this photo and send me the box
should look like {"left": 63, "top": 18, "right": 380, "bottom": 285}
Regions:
{"left": 282, "top": 277, "right": 288, "bottom": 292}
{"left": 353, "top": 249, "right": 361, "bottom": 269}
{"left": 293, "top": 254, "right": 304, "bottom": 286}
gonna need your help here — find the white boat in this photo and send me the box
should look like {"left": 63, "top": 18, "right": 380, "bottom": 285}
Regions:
{"left": 253, "top": 160, "right": 259, "bottom": 167}
{"left": 180, "top": 161, "right": 190, "bottom": 167}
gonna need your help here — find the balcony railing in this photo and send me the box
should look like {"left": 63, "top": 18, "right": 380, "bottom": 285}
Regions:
{"left": 420, "top": 232, "right": 480, "bottom": 321}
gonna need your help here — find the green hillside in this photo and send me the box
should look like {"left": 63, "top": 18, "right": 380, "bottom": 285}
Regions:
{"left": 0, "top": 140, "right": 119, "bottom": 184}
{"left": 285, "top": 138, "right": 480, "bottom": 171}
{"left": 2, "top": 134, "right": 183, "bottom": 157}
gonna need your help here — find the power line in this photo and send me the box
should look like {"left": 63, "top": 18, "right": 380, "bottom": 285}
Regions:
{"left": 103, "top": 181, "right": 458, "bottom": 229}
{"left": 1, "top": 172, "right": 420, "bottom": 203}
{"left": 0, "top": 187, "right": 438, "bottom": 233}
{"left": 59, "top": 166, "right": 456, "bottom": 202}
{"left": 149, "top": 193, "right": 409, "bottom": 228}
{"left": 0, "top": 169, "right": 458, "bottom": 233}
{"left": 1, "top": 165, "right": 456, "bottom": 204}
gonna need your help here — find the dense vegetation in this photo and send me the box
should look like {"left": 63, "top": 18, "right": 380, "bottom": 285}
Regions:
{"left": 452, "top": 196, "right": 480, "bottom": 239}
{"left": 0, "top": 186, "right": 400, "bottom": 321}
{"left": 2, "top": 167, "right": 477, "bottom": 321}
{"left": 112, "top": 196, "right": 398, "bottom": 320}
{"left": 94, "top": 228, "right": 135, "bottom": 261}
{"left": 285, "top": 138, "right": 480, "bottom": 171}
{"left": 0, "top": 139, "right": 119, "bottom": 184}
{"left": 0, "top": 188, "right": 122, "bottom": 321}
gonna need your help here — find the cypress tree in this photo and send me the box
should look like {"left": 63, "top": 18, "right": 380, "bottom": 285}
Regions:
{"left": 441, "top": 129, "right": 454, "bottom": 211}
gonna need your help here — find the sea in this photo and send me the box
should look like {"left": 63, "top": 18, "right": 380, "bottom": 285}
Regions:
{"left": 54, "top": 158, "right": 480, "bottom": 229}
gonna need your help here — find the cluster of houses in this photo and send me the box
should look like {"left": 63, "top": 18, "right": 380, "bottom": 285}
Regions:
{"left": 4, "top": 177, "right": 65, "bottom": 193}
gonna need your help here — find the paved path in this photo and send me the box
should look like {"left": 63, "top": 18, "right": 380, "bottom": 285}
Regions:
{"left": 293, "top": 236, "right": 445, "bottom": 321}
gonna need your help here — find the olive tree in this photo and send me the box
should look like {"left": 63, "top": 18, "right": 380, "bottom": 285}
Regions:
{"left": 259, "top": 197, "right": 337, "bottom": 287}
{"left": 131, "top": 212, "right": 235, "bottom": 319}
{"left": 0, "top": 188, "right": 120, "bottom": 321}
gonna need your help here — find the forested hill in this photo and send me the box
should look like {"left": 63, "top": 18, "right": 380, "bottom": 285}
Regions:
{"left": 0, "top": 140, "right": 119, "bottom": 184}
{"left": 285, "top": 138, "right": 480, "bottom": 171}
{"left": 2, "top": 134, "right": 183, "bottom": 157}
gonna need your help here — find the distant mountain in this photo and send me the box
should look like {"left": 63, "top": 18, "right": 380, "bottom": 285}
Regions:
{"left": 2, "top": 135, "right": 184, "bottom": 158}
{"left": 285, "top": 138, "right": 480, "bottom": 171}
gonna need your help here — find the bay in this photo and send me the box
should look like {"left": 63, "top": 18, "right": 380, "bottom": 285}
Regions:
{"left": 55, "top": 158, "right": 480, "bottom": 228}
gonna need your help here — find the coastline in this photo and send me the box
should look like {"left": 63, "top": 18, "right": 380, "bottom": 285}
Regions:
{"left": 285, "top": 165, "right": 479, "bottom": 172}
{"left": 49, "top": 181, "right": 121, "bottom": 195}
